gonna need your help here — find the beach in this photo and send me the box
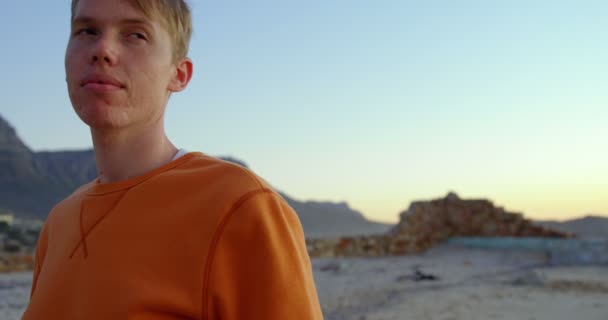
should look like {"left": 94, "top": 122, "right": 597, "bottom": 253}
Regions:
{"left": 2, "top": 245, "right": 607, "bottom": 320}
{"left": 313, "top": 245, "right": 608, "bottom": 320}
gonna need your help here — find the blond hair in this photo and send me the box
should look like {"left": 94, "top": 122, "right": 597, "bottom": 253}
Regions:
{"left": 71, "top": 0, "right": 192, "bottom": 61}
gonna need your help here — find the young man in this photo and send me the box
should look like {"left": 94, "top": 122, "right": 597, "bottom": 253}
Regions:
{"left": 22, "top": 0, "right": 323, "bottom": 319}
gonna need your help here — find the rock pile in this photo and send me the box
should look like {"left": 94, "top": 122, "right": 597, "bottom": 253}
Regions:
{"left": 307, "top": 192, "right": 571, "bottom": 258}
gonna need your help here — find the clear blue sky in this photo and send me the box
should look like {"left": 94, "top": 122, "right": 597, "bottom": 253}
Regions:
{"left": 2, "top": 1, "right": 607, "bottom": 223}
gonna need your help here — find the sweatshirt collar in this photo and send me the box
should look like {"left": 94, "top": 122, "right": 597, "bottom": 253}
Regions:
{"left": 86, "top": 152, "right": 202, "bottom": 196}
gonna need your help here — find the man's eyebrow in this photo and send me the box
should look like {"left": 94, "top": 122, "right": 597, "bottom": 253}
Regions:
{"left": 71, "top": 16, "right": 96, "bottom": 26}
{"left": 71, "top": 16, "right": 153, "bottom": 29}
{"left": 121, "top": 18, "right": 153, "bottom": 28}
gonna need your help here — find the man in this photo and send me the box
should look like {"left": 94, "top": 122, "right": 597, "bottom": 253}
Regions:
{"left": 22, "top": 0, "right": 323, "bottom": 319}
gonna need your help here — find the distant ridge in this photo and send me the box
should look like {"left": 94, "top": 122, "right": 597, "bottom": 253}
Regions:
{"left": 536, "top": 215, "right": 608, "bottom": 238}
{"left": 0, "top": 114, "right": 391, "bottom": 238}
{"left": 279, "top": 194, "right": 392, "bottom": 238}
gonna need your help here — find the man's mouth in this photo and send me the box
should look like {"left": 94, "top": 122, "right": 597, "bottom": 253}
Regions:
{"left": 81, "top": 74, "right": 125, "bottom": 91}
{"left": 83, "top": 82, "right": 123, "bottom": 91}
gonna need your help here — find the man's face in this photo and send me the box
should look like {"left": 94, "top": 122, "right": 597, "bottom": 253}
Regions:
{"left": 65, "top": 0, "right": 178, "bottom": 129}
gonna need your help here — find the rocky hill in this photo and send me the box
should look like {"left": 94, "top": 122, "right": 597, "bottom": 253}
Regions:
{"left": 0, "top": 114, "right": 391, "bottom": 237}
{"left": 307, "top": 192, "right": 570, "bottom": 257}
{"left": 388, "top": 192, "right": 569, "bottom": 251}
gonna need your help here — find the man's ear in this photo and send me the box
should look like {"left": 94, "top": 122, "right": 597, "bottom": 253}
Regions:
{"left": 168, "top": 57, "right": 193, "bottom": 93}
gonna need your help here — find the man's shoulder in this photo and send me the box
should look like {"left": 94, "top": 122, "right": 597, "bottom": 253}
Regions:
{"left": 165, "top": 152, "right": 276, "bottom": 201}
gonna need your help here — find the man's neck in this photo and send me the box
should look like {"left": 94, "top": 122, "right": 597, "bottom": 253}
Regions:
{"left": 91, "top": 122, "right": 178, "bottom": 184}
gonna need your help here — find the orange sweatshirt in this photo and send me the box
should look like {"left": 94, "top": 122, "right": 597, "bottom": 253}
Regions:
{"left": 22, "top": 152, "right": 323, "bottom": 319}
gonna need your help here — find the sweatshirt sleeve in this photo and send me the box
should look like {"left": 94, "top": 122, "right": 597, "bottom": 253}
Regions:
{"left": 204, "top": 190, "right": 324, "bottom": 320}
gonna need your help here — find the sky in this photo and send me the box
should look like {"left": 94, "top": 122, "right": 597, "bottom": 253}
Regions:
{"left": 1, "top": 1, "right": 607, "bottom": 223}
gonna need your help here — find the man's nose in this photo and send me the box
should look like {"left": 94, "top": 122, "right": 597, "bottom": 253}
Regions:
{"left": 93, "top": 55, "right": 112, "bottom": 64}
{"left": 90, "top": 36, "right": 118, "bottom": 66}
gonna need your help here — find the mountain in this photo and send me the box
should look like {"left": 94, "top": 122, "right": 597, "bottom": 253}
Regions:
{"left": 33, "top": 150, "right": 97, "bottom": 192}
{"left": 0, "top": 114, "right": 391, "bottom": 237}
{"left": 536, "top": 215, "right": 608, "bottom": 238}
{"left": 280, "top": 193, "right": 392, "bottom": 238}
{"left": 0, "top": 115, "right": 76, "bottom": 217}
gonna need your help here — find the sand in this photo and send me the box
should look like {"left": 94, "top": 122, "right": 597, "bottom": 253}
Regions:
{"left": 1, "top": 245, "right": 607, "bottom": 320}
{"left": 313, "top": 245, "right": 608, "bottom": 320}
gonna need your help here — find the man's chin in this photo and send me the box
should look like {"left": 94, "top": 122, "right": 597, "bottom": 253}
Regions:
{"left": 74, "top": 106, "right": 130, "bottom": 129}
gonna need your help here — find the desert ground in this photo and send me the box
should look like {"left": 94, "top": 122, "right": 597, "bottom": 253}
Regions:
{"left": 1, "top": 244, "right": 607, "bottom": 320}
{"left": 312, "top": 244, "right": 607, "bottom": 320}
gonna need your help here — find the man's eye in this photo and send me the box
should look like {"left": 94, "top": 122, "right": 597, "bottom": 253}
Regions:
{"left": 129, "top": 32, "right": 147, "bottom": 40}
{"left": 74, "top": 28, "right": 96, "bottom": 36}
